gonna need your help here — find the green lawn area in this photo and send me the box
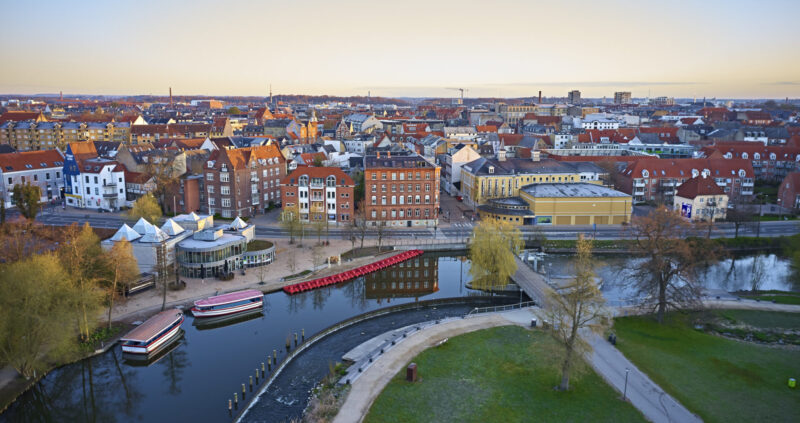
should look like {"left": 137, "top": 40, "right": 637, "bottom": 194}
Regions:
{"left": 614, "top": 313, "right": 800, "bottom": 423}
{"left": 365, "top": 326, "right": 645, "bottom": 423}
{"left": 714, "top": 309, "right": 800, "bottom": 329}
{"left": 736, "top": 291, "right": 800, "bottom": 305}
{"left": 246, "top": 239, "right": 274, "bottom": 251}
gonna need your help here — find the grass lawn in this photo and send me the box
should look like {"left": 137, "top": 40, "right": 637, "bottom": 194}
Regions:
{"left": 614, "top": 313, "right": 800, "bottom": 423}
{"left": 714, "top": 309, "right": 800, "bottom": 329}
{"left": 736, "top": 291, "right": 800, "bottom": 305}
{"left": 365, "top": 326, "right": 645, "bottom": 423}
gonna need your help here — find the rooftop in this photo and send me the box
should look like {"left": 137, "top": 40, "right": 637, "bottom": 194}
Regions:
{"left": 521, "top": 183, "right": 630, "bottom": 198}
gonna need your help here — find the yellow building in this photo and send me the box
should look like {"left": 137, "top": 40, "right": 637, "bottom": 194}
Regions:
{"left": 460, "top": 155, "right": 607, "bottom": 209}
{"left": 478, "top": 183, "right": 632, "bottom": 226}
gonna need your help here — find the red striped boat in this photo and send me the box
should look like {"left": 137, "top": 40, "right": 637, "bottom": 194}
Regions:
{"left": 121, "top": 309, "right": 184, "bottom": 354}
{"left": 191, "top": 289, "right": 264, "bottom": 318}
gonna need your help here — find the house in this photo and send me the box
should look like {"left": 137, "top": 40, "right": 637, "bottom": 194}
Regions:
{"left": 343, "top": 113, "right": 383, "bottom": 134}
{"left": 701, "top": 141, "right": 800, "bottom": 182}
{"left": 0, "top": 149, "right": 65, "bottom": 208}
{"left": 62, "top": 142, "right": 127, "bottom": 211}
{"left": 778, "top": 172, "right": 800, "bottom": 212}
{"left": 280, "top": 166, "right": 354, "bottom": 224}
{"left": 441, "top": 145, "right": 482, "bottom": 195}
{"left": 674, "top": 175, "right": 728, "bottom": 222}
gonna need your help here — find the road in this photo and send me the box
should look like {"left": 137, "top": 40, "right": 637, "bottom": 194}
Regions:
{"left": 31, "top": 208, "right": 800, "bottom": 240}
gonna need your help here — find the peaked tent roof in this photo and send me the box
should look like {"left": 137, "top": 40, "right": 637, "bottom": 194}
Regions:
{"left": 132, "top": 217, "right": 153, "bottom": 235}
{"left": 110, "top": 224, "right": 141, "bottom": 242}
{"left": 160, "top": 219, "right": 185, "bottom": 236}
{"left": 139, "top": 224, "right": 169, "bottom": 243}
{"left": 229, "top": 217, "right": 248, "bottom": 230}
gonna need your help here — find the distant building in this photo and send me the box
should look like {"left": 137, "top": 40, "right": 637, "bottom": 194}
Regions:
{"left": 614, "top": 92, "right": 632, "bottom": 104}
{"left": 62, "top": 142, "right": 126, "bottom": 210}
{"left": 567, "top": 90, "right": 581, "bottom": 105}
{"left": 778, "top": 172, "right": 800, "bottom": 212}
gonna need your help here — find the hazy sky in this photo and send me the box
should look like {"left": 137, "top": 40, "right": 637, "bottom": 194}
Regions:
{"left": 1, "top": 0, "right": 799, "bottom": 98}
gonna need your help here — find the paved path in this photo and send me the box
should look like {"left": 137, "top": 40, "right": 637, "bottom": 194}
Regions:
{"left": 585, "top": 331, "right": 702, "bottom": 423}
{"left": 511, "top": 257, "right": 554, "bottom": 307}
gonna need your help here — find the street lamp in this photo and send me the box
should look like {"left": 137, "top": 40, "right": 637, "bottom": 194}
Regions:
{"left": 623, "top": 368, "right": 630, "bottom": 401}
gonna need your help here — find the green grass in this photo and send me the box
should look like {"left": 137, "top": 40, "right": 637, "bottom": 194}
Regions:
{"left": 614, "top": 313, "right": 800, "bottom": 423}
{"left": 714, "top": 309, "right": 800, "bottom": 329}
{"left": 365, "top": 326, "right": 645, "bottom": 423}
{"left": 246, "top": 239, "right": 274, "bottom": 251}
{"left": 736, "top": 291, "right": 800, "bottom": 305}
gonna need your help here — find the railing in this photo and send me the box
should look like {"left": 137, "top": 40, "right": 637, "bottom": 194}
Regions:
{"left": 464, "top": 300, "right": 536, "bottom": 317}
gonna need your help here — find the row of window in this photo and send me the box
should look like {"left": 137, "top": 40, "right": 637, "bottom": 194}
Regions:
{"left": 370, "top": 208, "right": 431, "bottom": 219}
{"left": 371, "top": 183, "right": 432, "bottom": 193}
{"left": 370, "top": 171, "right": 431, "bottom": 181}
{"left": 371, "top": 195, "right": 431, "bottom": 205}
{"left": 7, "top": 171, "right": 62, "bottom": 185}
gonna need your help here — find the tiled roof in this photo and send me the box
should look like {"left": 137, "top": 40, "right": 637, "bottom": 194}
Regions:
{"left": 281, "top": 165, "right": 354, "bottom": 186}
{"left": 622, "top": 157, "right": 754, "bottom": 179}
{"left": 676, "top": 176, "right": 725, "bottom": 199}
{"left": 0, "top": 149, "right": 64, "bottom": 172}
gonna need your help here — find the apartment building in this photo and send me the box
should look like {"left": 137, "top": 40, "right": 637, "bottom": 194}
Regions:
{"left": 701, "top": 142, "right": 800, "bottom": 182}
{"left": 0, "top": 149, "right": 65, "bottom": 208}
{"left": 0, "top": 120, "right": 132, "bottom": 150}
{"left": 280, "top": 166, "right": 354, "bottom": 224}
{"left": 364, "top": 151, "right": 440, "bottom": 227}
{"left": 618, "top": 157, "right": 754, "bottom": 205}
{"left": 614, "top": 92, "right": 632, "bottom": 104}
{"left": 204, "top": 144, "right": 286, "bottom": 218}
{"left": 62, "top": 142, "right": 127, "bottom": 211}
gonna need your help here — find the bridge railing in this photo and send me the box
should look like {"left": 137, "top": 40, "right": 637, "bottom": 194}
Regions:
{"left": 464, "top": 300, "right": 536, "bottom": 318}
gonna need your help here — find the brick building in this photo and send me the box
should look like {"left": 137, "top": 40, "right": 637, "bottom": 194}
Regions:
{"left": 280, "top": 166, "right": 354, "bottom": 224}
{"left": 204, "top": 144, "right": 286, "bottom": 218}
{"left": 701, "top": 141, "right": 800, "bottom": 183}
{"left": 778, "top": 172, "right": 800, "bottom": 212}
{"left": 364, "top": 151, "right": 440, "bottom": 227}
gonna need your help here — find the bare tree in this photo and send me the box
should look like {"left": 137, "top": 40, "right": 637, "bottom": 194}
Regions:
{"left": 546, "top": 235, "right": 609, "bottom": 391}
{"left": 311, "top": 245, "right": 324, "bottom": 272}
{"left": 750, "top": 254, "right": 767, "bottom": 292}
{"left": 727, "top": 206, "right": 752, "bottom": 238}
{"left": 354, "top": 200, "right": 368, "bottom": 249}
{"left": 103, "top": 239, "right": 139, "bottom": 328}
{"left": 376, "top": 221, "right": 388, "bottom": 252}
{"left": 626, "top": 206, "right": 720, "bottom": 323}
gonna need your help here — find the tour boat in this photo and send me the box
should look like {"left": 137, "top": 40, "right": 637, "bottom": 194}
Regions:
{"left": 120, "top": 309, "right": 185, "bottom": 355}
{"left": 191, "top": 289, "right": 264, "bottom": 318}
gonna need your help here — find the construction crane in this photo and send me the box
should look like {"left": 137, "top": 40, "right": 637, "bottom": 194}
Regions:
{"left": 446, "top": 87, "right": 469, "bottom": 103}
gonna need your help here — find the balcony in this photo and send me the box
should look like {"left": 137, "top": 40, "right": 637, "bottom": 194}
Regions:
{"left": 741, "top": 190, "right": 754, "bottom": 196}
{"left": 309, "top": 182, "right": 324, "bottom": 189}
{"left": 634, "top": 181, "right": 646, "bottom": 188}
{"left": 633, "top": 188, "right": 646, "bottom": 195}
{"left": 742, "top": 180, "right": 754, "bottom": 187}
{"left": 661, "top": 181, "right": 675, "bottom": 187}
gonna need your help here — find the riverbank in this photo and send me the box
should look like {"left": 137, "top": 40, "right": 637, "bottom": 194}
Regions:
{"left": 0, "top": 237, "right": 401, "bottom": 414}
{"left": 537, "top": 233, "right": 800, "bottom": 254}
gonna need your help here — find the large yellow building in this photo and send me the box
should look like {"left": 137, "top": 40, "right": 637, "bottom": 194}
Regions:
{"left": 0, "top": 120, "right": 132, "bottom": 150}
{"left": 478, "top": 183, "right": 632, "bottom": 226}
{"left": 460, "top": 155, "right": 607, "bottom": 209}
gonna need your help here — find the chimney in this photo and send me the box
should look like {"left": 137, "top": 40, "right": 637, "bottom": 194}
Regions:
{"left": 169, "top": 87, "right": 173, "bottom": 106}
{"left": 60, "top": 91, "right": 63, "bottom": 101}
{"left": 387, "top": 151, "right": 391, "bottom": 158}
{"left": 532, "top": 150, "right": 540, "bottom": 162}
{"left": 538, "top": 91, "right": 542, "bottom": 104}
{"left": 377, "top": 151, "right": 380, "bottom": 159}
{"left": 497, "top": 149, "right": 507, "bottom": 162}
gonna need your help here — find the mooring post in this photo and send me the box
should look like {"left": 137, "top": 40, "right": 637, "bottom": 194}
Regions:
{"left": 261, "top": 362, "right": 265, "bottom": 377}
{"left": 294, "top": 332, "right": 298, "bottom": 346}
{"left": 302, "top": 328, "right": 305, "bottom": 339}
{"left": 273, "top": 349, "right": 277, "bottom": 360}
{"left": 228, "top": 399, "right": 232, "bottom": 412}
{"left": 234, "top": 393, "right": 238, "bottom": 406}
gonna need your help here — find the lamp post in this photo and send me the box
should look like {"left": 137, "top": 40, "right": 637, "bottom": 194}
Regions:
{"left": 623, "top": 368, "right": 630, "bottom": 401}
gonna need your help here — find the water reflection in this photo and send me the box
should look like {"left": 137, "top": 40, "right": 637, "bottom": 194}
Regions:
{"left": 365, "top": 255, "right": 439, "bottom": 300}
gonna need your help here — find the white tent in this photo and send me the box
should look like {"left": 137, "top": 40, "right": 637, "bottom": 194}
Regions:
{"left": 132, "top": 217, "right": 153, "bottom": 235}
{"left": 139, "top": 224, "right": 169, "bottom": 243}
{"left": 110, "top": 224, "right": 141, "bottom": 242}
{"left": 160, "top": 218, "right": 185, "bottom": 236}
{"left": 229, "top": 216, "right": 248, "bottom": 230}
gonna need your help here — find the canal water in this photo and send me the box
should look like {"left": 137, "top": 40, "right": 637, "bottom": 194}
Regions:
{"left": 0, "top": 253, "right": 489, "bottom": 423}
{"left": 2, "top": 252, "right": 795, "bottom": 422}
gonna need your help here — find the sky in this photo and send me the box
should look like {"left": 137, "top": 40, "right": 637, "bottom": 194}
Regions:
{"left": 1, "top": 0, "right": 799, "bottom": 99}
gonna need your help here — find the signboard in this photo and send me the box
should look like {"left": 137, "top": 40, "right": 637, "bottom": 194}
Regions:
{"left": 681, "top": 203, "right": 692, "bottom": 219}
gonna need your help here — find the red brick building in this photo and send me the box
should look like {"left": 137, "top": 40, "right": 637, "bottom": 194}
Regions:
{"left": 618, "top": 157, "right": 754, "bottom": 205}
{"left": 280, "top": 166, "right": 354, "bottom": 224}
{"left": 778, "top": 172, "right": 800, "bottom": 212}
{"left": 204, "top": 144, "right": 286, "bottom": 218}
{"left": 364, "top": 151, "right": 440, "bottom": 227}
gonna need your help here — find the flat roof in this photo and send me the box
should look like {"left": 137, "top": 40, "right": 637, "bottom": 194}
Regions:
{"left": 521, "top": 183, "right": 630, "bottom": 198}
{"left": 178, "top": 232, "right": 245, "bottom": 250}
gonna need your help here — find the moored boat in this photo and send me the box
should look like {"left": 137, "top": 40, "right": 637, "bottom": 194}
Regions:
{"left": 191, "top": 289, "right": 263, "bottom": 318}
{"left": 121, "top": 309, "right": 184, "bottom": 354}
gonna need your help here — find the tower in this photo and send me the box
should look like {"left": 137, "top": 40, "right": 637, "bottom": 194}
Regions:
{"left": 169, "top": 87, "right": 173, "bottom": 106}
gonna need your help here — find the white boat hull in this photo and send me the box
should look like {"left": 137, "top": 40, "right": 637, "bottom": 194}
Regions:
{"left": 191, "top": 299, "right": 263, "bottom": 318}
{"left": 122, "top": 317, "right": 184, "bottom": 354}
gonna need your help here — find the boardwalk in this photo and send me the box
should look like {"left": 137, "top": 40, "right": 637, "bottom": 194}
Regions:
{"left": 511, "top": 256, "right": 555, "bottom": 307}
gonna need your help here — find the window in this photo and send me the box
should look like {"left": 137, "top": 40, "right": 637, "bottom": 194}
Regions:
{"left": 327, "top": 176, "right": 336, "bottom": 187}
{"left": 415, "top": 195, "right": 421, "bottom": 204}
{"left": 371, "top": 172, "right": 376, "bottom": 180}
{"left": 371, "top": 210, "right": 376, "bottom": 218}
{"left": 207, "top": 185, "right": 215, "bottom": 194}
{"left": 220, "top": 173, "right": 229, "bottom": 182}
{"left": 425, "top": 195, "right": 430, "bottom": 204}
{"left": 391, "top": 196, "right": 397, "bottom": 205}
{"left": 381, "top": 196, "right": 387, "bottom": 205}
{"left": 222, "top": 198, "right": 231, "bottom": 207}
{"left": 371, "top": 195, "right": 377, "bottom": 205}
{"left": 221, "top": 186, "right": 230, "bottom": 195}
{"left": 425, "top": 183, "right": 430, "bottom": 191}
{"left": 206, "top": 173, "right": 214, "bottom": 181}
{"left": 209, "top": 198, "right": 216, "bottom": 206}
{"left": 400, "top": 196, "right": 405, "bottom": 205}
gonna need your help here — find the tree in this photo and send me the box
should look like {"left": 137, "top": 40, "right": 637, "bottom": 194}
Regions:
{"left": 750, "top": 254, "right": 767, "bottom": 292}
{"left": 12, "top": 182, "right": 42, "bottom": 219}
{"left": 0, "top": 253, "right": 79, "bottom": 378}
{"left": 103, "top": 239, "right": 139, "bottom": 329}
{"left": 376, "top": 221, "right": 389, "bottom": 251}
{"left": 60, "top": 223, "right": 106, "bottom": 341}
{"left": 312, "top": 155, "right": 324, "bottom": 167}
{"left": 354, "top": 201, "right": 368, "bottom": 249}
{"left": 313, "top": 219, "right": 326, "bottom": 245}
{"left": 626, "top": 206, "right": 718, "bottom": 323}
{"left": 546, "top": 235, "right": 609, "bottom": 391}
{"left": 727, "top": 206, "right": 752, "bottom": 238}
{"left": 311, "top": 244, "right": 324, "bottom": 271}
{"left": 281, "top": 211, "right": 300, "bottom": 244}
{"left": 227, "top": 106, "right": 242, "bottom": 115}
{"left": 143, "top": 154, "right": 180, "bottom": 212}
{"left": 596, "top": 159, "right": 623, "bottom": 191}
{"left": 353, "top": 171, "right": 365, "bottom": 204}
{"left": 286, "top": 248, "right": 298, "bottom": 274}
{"left": 469, "top": 220, "right": 523, "bottom": 291}
{"left": 127, "top": 194, "right": 162, "bottom": 223}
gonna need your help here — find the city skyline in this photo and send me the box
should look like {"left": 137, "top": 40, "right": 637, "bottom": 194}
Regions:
{"left": 1, "top": 0, "right": 799, "bottom": 98}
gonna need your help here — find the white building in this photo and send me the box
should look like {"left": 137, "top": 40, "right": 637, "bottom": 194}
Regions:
{"left": 67, "top": 158, "right": 127, "bottom": 211}
{"left": 582, "top": 114, "right": 621, "bottom": 130}
{"left": 0, "top": 149, "right": 65, "bottom": 208}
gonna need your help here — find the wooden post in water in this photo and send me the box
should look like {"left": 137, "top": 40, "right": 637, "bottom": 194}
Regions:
{"left": 234, "top": 393, "right": 238, "bottom": 407}
{"left": 249, "top": 376, "right": 253, "bottom": 391}
{"left": 255, "top": 368, "right": 259, "bottom": 383}
{"left": 242, "top": 383, "right": 246, "bottom": 399}
{"left": 261, "top": 362, "right": 265, "bottom": 377}
{"left": 273, "top": 349, "right": 277, "bottom": 360}
{"left": 294, "top": 332, "right": 298, "bottom": 346}
{"left": 302, "top": 328, "right": 305, "bottom": 340}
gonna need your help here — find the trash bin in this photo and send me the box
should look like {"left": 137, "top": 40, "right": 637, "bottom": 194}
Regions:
{"left": 406, "top": 363, "right": 417, "bottom": 382}
{"left": 531, "top": 318, "right": 537, "bottom": 328}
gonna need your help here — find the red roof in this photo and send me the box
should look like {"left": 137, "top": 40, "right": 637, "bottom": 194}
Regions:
{"left": 498, "top": 134, "right": 524, "bottom": 146}
{"left": 0, "top": 111, "right": 44, "bottom": 123}
{"left": 676, "top": 176, "right": 725, "bottom": 199}
{"left": 702, "top": 141, "right": 800, "bottom": 161}
{"left": 622, "top": 157, "right": 754, "bottom": 180}
{"left": 299, "top": 152, "right": 327, "bottom": 166}
{"left": 476, "top": 125, "right": 498, "bottom": 133}
{"left": 212, "top": 144, "right": 285, "bottom": 170}
{"left": 0, "top": 149, "right": 64, "bottom": 172}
